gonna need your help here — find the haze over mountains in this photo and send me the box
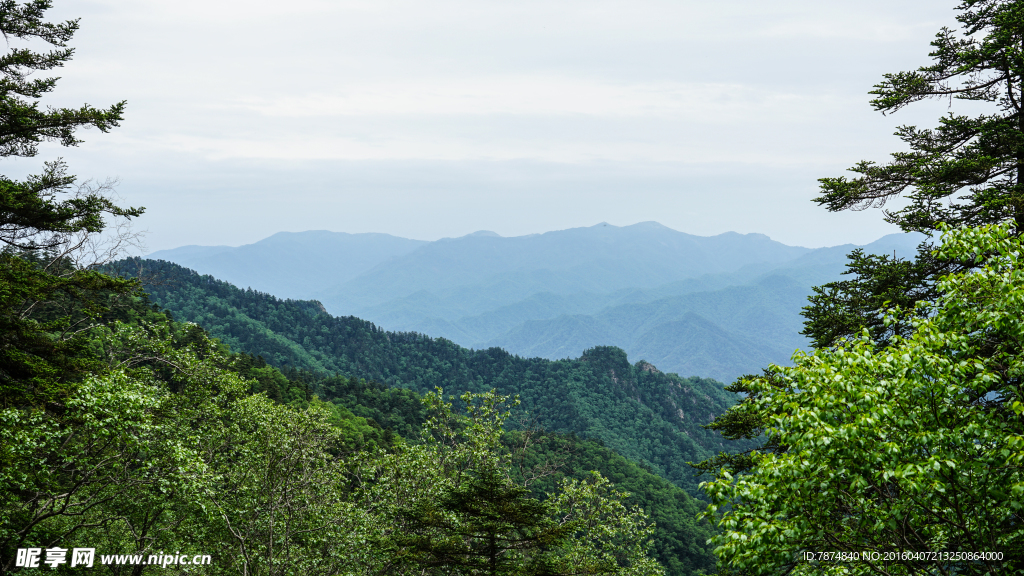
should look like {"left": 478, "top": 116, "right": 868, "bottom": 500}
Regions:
{"left": 148, "top": 222, "right": 924, "bottom": 382}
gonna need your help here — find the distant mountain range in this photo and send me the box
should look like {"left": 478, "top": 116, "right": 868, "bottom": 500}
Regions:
{"left": 148, "top": 222, "right": 925, "bottom": 382}
{"left": 147, "top": 230, "right": 427, "bottom": 300}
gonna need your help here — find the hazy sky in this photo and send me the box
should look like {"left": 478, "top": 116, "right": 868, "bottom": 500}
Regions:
{"left": 12, "top": 0, "right": 964, "bottom": 251}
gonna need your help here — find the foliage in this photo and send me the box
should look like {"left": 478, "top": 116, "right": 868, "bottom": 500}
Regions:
{"left": 816, "top": 0, "right": 1024, "bottom": 232}
{"left": 800, "top": 246, "right": 941, "bottom": 349}
{"left": 200, "top": 393, "right": 368, "bottom": 576}
{"left": 352, "top": 388, "right": 665, "bottom": 576}
{"left": 0, "top": 322, "right": 247, "bottom": 572}
{"left": 700, "top": 224, "right": 1024, "bottom": 574}
{"left": 0, "top": 0, "right": 141, "bottom": 409}
{"left": 696, "top": 4, "right": 1024, "bottom": 571}
{"left": 507, "top": 431, "right": 718, "bottom": 576}
{"left": 700, "top": 0, "right": 1024, "bottom": 512}
{"left": 258, "top": 374, "right": 717, "bottom": 575}
{"left": 123, "top": 257, "right": 751, "bottom": 494}
{"left": 375, "top": 391, "right": 572, "bottom": 575}
{"left": 318, "top": 373, "right": 428, "bottom": 440}
{"left": 688, "top": 370, "right": 787, "bottom": 479}
{"left": 803, "top": 0, "right": 1024, "bottom": 349}
{"left": 2, "top": 316, "right": 677, "bottom": 576}
{"left": 0, "top": 0, "right": 124, "bottom": 163}
{"left": 259, "top": 375, "right": 719, "bottom": 575}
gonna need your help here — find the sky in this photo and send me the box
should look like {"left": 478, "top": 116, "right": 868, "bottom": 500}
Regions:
{"left": 9, "top": 0, "right": 966, "bottom": 251}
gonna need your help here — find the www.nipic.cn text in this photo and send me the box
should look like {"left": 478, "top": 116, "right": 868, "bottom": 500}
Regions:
{"left": 15, "top": 548, "right": 212, "bottom": 569}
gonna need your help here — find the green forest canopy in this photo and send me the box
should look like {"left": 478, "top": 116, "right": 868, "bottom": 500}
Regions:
{"left": 0, "top": 2, "right": 722, "bottom": 575}
{"left": 121, "top": 256, "right": 753, "bottom": 495}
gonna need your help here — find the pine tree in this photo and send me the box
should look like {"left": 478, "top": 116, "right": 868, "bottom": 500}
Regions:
{"left": 397, "top": 467, "right": 572, "bottom": 576}
{"left": 0, "top": 0, "right": 141, "bottom": 407}
{"left": 696, "top": 6, "right": 1024, "bottom": 568}
{"left": 805, "top": 0, "right": 1024, "bottom": 348}
{"left": 698, "top": 0, "right": 1024, "bottom": 480}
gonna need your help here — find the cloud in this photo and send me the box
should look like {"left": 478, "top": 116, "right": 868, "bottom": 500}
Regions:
{"left": 236, "top": 79, "right": 827, "bottom": 119}
{"left": 36, "top": 0, "right": 959, "bottom": 250}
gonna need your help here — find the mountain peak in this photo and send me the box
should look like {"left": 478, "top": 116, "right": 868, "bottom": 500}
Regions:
{"left": 627, "top": 221, "right": 672, "bottom": 230}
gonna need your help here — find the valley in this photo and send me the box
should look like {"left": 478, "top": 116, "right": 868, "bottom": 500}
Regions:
{"left": 125, "top": 256, "right": 753, "bottom": 495}
{"left": 149, "top": 221, "right": 924, "bottom": 382}
{"left": 124, "top": 221, "right": 930, "bottom": 574}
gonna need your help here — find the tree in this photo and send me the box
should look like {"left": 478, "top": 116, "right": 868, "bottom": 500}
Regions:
{"left": 700, "top": 223, "right": 1024, "bottom": 575}
{"left": 0, "top": 322, "right": 245, "bottom": 574}
{"left": 396, "top": 466, "right": 571, "bottom": 576}
{"left": 0, "top": 0, "right": 131, "bottom": 251}
{"left": 804, "top": 0, "right": 1024, "bottom": 348}
{"left": 354, "top": 389, "right": 665, "bottom": 576}
{"left": 801, "top": 248, "right": 939, "bottom": 350}
{"left": 697, "top": 0, "right": 1024, "bottom": 482}
{"left": 0, "top": 0, "right": 141, "bottom": 407}
{"left": 817, "top": 1, "right": 1024, "bottom": 231}
{"left": 1, "top": 316, "right": 384, "bottom": 576}
{"left": 201, "top": 396, "right": 368, "bottom": 576}
{"left": 695, "top": 4, "right": 1024, "bottom": 570}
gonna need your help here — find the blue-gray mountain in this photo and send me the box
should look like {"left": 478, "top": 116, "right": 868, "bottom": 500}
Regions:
{"left": 149, "top": 222, "right": 924, "bottom": 382}
{"left": 147, "top": 230, "right": 427, "bottom": 301}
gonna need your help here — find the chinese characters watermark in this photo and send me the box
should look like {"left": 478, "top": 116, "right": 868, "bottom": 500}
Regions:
{"left": 15, "top": 548, "right": 210, "bottom": 569}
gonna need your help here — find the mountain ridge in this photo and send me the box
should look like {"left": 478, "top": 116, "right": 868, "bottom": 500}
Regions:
{"left": 121, "top": 257, "right": 755, "bottom": 495}
{"left": 146, "top": 223, "right": 926, "bottom": 382}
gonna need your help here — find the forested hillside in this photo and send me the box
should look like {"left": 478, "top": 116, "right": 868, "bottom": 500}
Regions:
{"left": 119, "top": 257, "right": 753, "bottom": 494}
{"left": 0, "top": 5, "right": 725, "bottom": 573}
{"left": 323, "top": 375, "right": 719, "bottom": 575}
{"left": 17, "top": 0, "right": 1024, "bottom": 573}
